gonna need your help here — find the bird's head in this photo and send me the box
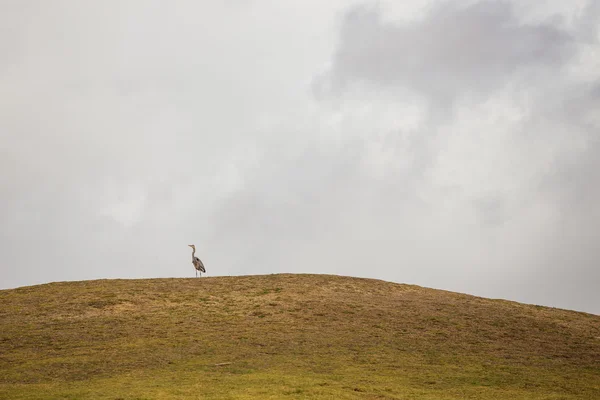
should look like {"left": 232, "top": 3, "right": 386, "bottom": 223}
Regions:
{"left": 188, "top": 244, "right": 195, "bottom": 249}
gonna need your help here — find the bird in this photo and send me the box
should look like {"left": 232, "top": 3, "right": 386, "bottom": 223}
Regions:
{"left": 188, "top": 244, "right": 206, "bottom": 277}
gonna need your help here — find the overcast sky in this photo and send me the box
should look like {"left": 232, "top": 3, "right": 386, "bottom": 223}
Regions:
{"left": 1, "top": 0, "right": 599, "bottom": 314}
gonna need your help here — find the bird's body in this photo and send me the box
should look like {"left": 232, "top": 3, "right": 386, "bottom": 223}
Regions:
{"left": 188, "top": 245, "right": 206, "bottom": 277}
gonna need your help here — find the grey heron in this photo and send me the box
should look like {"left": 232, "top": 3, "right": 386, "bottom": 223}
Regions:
{"left": 188, "top": 244, "right": 206, "bottom": 277}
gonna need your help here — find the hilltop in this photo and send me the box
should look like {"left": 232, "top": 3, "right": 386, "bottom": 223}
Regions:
{"left": 0, "top": 274, "right": 598, "bottom": 399}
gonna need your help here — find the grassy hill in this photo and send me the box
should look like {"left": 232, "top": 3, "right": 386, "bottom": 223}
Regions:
{"left": 0, "top": 274, "right": 598, "bottom": 399}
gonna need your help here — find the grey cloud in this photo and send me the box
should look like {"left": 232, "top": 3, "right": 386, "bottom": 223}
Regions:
{"left": 207, "top": 140, "right": 368, "bottom": 273}
{"left": 530, "top": 80, "right": 600, "bottom": 216}
{"left": 579, "top": 0, "right": 600, "bottom": 43}
{"left": 472, "top": 194, "right": 507, "bottom": 227}
{"left": 527, "top": 80, "right": 600, "bottom": 313}
{"left": 318, "top": 1, "right": 576, "bottom": 104}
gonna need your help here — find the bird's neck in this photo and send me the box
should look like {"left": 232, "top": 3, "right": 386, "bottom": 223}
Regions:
{"left": 191, "top": 248, "right": 196, "bottom": 258}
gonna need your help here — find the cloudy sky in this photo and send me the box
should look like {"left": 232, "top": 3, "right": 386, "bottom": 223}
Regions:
{"left": 1, "top": 0, "right": 599, "bottom": 314}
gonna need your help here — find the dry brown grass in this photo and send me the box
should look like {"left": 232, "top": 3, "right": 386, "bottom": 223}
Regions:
{"left": 0, "top": 274, "right": 598, "bottom": 399}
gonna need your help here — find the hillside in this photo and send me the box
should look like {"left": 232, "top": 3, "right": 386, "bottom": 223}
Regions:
{"left": 0, "top": 274, "right": 598, "bottom": 399}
